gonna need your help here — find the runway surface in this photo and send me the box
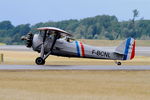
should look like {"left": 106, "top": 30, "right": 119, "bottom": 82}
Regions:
{"left": 0, "top": 45, "right": 150, "bottom": 56}
{"left": 0, "top": 65, "right": 150, "bottom": 70}
{"left": 0, "top": 45, "right": 149, "bottom": 70}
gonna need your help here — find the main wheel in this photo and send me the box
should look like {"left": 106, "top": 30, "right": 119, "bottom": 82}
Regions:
{"left": 117, "top": 62, "right": 121, "bottom": 66}
{"left": 35, "top": 57, "right": 45, "bottom": 65}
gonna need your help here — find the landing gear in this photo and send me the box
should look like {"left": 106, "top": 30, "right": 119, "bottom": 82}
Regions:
{"left": 115, "top": 60, "right": 122, "bottom": 66}
{"left": 35, "top": 57, "right": 45, "bottom": 65}
{"left": 117, "top": 62, "right": 121, "bottom": 66}
{"left": 35, "top": 30, "right": 61, "bottom": 65}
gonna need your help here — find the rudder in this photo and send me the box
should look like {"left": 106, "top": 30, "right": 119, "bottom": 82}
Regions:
{"left": 115, "top": 37, "right": 135, "bottom": 60}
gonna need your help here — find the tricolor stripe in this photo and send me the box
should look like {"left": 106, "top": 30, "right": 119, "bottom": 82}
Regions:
{"left": 123, "top": 38, "right": 131, "bottom": 60}
{"left": 123, "top": 38, "right": 135, "bottom": 60}
{"left": 75, "top": 41, "right": 85, "bottom": 57}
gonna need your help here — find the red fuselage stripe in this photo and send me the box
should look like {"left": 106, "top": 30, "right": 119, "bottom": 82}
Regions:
{"left": 80, "top": 42, "right": 85, "bottom": 57}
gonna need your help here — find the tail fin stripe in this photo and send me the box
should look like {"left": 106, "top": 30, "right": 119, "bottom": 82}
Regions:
{"left": 123, "top": 38, "right": 131, "bottom": 60}
{"left": 130, "top": 40, "right": 135, "bottom": 59}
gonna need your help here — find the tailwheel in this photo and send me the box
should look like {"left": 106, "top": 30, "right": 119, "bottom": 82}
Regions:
{"left": 35, "top": 57, "right": 45, "bottom": 65}
{"left": 117, "top": 62, "right": 121, "bottom": 66}
{"left": 114, "top": 60, "right": 122, "bottom": 66}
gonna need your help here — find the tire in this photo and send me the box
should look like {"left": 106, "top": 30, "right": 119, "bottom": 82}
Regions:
{"left": 117, "top": 62, "right": 121, "bottom": 66}
{"left": 35, "top": 57, "right": 45, "bottom": 65}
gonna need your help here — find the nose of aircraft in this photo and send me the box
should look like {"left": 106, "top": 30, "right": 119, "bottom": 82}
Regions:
{"left": 21, "top": 32, "right": 33, "bottom": 48}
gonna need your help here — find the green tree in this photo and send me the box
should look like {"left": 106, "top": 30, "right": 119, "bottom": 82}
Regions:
{"left": 0, "top": 21, "right": 14, "bottom": 30}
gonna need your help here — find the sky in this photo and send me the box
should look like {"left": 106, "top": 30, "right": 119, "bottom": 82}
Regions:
{"left": 0, "top": 0, "right": 149, "bottom": 25}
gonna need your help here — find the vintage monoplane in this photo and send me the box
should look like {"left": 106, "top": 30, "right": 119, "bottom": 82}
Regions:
{"left": 21, "top": 27, "right": 135, "bottom": 65}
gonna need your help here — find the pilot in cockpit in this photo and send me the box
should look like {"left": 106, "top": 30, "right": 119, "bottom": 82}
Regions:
{"left": 47, "top": 30, "right": 55, "bottom": 39}
{"left": 47, "top": 30, "right": 53, "bottom": 35}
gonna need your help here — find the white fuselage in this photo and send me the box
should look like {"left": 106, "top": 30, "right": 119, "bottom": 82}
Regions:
{"left": 32, "top": 34, "right": 123, "bottom": 60}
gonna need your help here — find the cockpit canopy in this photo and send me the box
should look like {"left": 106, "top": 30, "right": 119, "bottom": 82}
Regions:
{"left": 37, "top": 27, "right": 74, "bottom": 42}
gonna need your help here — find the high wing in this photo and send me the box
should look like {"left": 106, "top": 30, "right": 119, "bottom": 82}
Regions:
{"left": 37, "top": 27, "right": 73, "bottom": 37}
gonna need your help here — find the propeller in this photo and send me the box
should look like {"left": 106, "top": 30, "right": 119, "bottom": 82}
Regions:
{"left": 21, "top": 32, "right": 33, "bottom": 48}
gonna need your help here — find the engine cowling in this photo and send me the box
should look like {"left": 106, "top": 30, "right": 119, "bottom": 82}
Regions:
{"left": 21, "top": 32, "right": 33, "bottom": 48}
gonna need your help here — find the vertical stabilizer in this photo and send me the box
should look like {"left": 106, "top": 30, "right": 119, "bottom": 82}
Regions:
{"left": 115, "top": 38, "right": 135, "bottom": 60}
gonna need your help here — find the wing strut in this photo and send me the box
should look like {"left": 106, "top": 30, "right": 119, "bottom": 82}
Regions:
{"left": 35, "top": 31, "right": 60, "bottom": 65}
{"left": 43, "top": 32, "right": 60, "bottom": 60}
{"left": 40, "top": 30, "right": 47, "bottom": 58}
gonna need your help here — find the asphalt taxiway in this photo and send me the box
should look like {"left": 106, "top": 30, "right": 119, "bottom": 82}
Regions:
{"left": 0, "top": 65, "right": 149, "bottom": 70}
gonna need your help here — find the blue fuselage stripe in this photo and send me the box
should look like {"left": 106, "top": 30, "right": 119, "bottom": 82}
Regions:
{"left": 75, "top": 41, "right": 80, "bottom": 56}
{"left": 123, "top": 38, "right": 131, "bottom": 60}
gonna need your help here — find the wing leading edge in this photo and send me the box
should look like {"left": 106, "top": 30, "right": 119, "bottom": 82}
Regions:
{"left": 37, "top": 27, "right": 73, "bottom": 37}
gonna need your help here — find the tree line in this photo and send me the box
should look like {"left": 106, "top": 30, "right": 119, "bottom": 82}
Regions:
{"left": 0, "top": 13, "right": 150, "bottom": 44}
